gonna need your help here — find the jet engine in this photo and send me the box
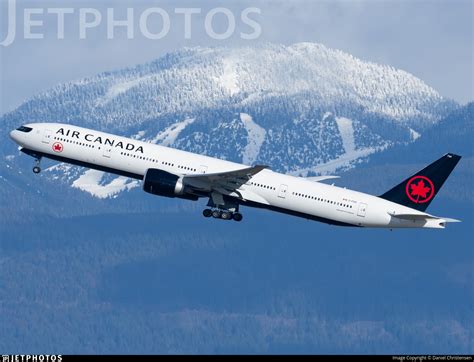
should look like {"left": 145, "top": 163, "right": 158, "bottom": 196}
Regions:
{"left": 143, "top": 168, "right": 186, "bottom": 198}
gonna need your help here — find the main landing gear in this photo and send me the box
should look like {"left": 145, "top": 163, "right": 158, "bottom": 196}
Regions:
{"left": 203, "top": 192, "right": 243, "bottom": 221}
{"left": 202, "top": 208, "right": 243, "bottom": 222}
{"left": 32, "top": 157, "right": 42, "bottom": 174}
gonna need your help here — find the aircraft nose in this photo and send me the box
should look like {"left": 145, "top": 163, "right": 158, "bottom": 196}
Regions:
{"left": 9, "top": 130, "right": 22, "bottom": 144}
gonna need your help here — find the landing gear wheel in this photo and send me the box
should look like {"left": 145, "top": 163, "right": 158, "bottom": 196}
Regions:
{"left": 232, "top": 213, "right": 243, "bottom": 222}
{"left": 32, "top": 156, "right": 42, "bottom": 174}
{"left": 221, "top": 211, "right": 232, "bottom": 220}
{"left": 202, "top": 209, "right": 212, "bottom": 218}
{"left": 212, "top": 210, "right": 222, "bottom": 219}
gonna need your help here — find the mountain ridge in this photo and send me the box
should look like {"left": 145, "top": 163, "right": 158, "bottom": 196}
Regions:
{"left": 0, "top": 42, "right": 463, "bottom": 200}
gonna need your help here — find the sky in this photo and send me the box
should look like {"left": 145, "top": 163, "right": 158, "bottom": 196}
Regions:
{"left": 0, "top": 0, "right": 472, "bottom": 115}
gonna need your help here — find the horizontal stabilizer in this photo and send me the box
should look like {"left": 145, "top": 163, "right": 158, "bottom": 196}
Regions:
{"left": 388, "top": 212, "right": 461, "bottom": 223}
{"left": 438, "top": 217, "right": 461, "bottom": 223}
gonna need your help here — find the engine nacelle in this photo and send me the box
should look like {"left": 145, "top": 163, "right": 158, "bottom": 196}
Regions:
{"left": 143, "top": 168, "right": 185, "bottom": 198}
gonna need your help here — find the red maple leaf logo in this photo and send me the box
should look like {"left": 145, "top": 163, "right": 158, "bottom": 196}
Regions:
{"left": 410, "top": 180, "right": 430, "bottom": 199}
{"left": 52, "top": 142, "right": 63, "bottom": 152}
{"left": 405, "top": 176, "right": 435, "bottom": 203}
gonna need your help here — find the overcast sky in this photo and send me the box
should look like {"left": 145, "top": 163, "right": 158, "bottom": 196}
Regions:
{"left": 0, "top": 0, "right": 472, "bottom": 114}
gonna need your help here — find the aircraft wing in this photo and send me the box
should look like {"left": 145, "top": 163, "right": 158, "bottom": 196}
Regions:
{"left": 305, "top": 175, "right": 340, "bottom": 182}
{"left": 183, "top": 165, "right": 269, "bottom": 193}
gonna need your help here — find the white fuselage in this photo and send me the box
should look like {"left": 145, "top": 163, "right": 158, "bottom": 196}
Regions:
{"left": 10, "top": 123, "right": 446, "bottom": 228}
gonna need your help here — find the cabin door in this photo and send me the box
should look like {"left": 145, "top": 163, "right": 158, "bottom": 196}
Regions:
{"left": 102, "top": 146, "right": 112, "bottom": 158}
{"left": 357, "top": 203, "right": 367, "bottom": 217}
{"left": 278, "top": 184, "right": 288, "bottom": 199}
{"left": 42, "top": 129, "right": 52, "bottom": 144}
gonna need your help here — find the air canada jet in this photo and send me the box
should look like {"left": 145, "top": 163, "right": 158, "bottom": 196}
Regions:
{"left": 10, "top": 123, "right": 461, "bottom": 228}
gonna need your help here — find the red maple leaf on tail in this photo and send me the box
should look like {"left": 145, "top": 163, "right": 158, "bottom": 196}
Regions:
{"left": 410, "top": 180, "right": 431, "bottom": 201}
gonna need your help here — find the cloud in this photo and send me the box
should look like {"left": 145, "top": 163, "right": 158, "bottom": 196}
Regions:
{"left": 0, "top": 0, "right": 472, "bottom": 114}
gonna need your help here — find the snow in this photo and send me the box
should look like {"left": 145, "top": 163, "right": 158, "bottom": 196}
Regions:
{"left": 45, "top": 163, "right": 72, "bottom": 172}
{"left": 44, "top": 163, "right": 74, "bottom": 180}
{"left": 335, "top": 117, "right": 355, "bottom": 154}
{"left": 322, "top": 112, "right": 332, "bottom": 121}
{"left": 34, "top": 42, "right": 450, "bottom": 132}
{"left": 72, "top": 170, "right": 139, "bottom": 198}
{"left": 290, "top": 116, "right": 361, "bottom": 175}
{"left": 291, "top": 144, "right": 388, "bottom": 176}
{"left": 308, "top": 148, "right": 376, "bottom": 175}
{"left": 132, "top": 130, "right": 146, "bottom": 140}
{"left": 240, "top": 113, "right": 266, "bottom": 165}
{"left": 409, "top": 128, "right": 421, "bottom": 141}
{"left": 151, "top": 118, "right": 195, "bottom": 146}
{"left": 216, "top": 58, "right": 240, "bottom": 96}
{"left": 5, "top": 155, "right": 15, "bottom": 161}
{"left": 96, "top": 75, "right": 155, "bottom": 107}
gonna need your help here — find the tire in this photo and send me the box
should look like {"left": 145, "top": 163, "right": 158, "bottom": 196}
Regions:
{"left": 202, "top": 209, "right": 212, "bottom": 218}
{"left": 211, "top": 210, "right": 222, "bottom": 219}
{"left": 33, "top": 166, "right": 41, "bottom": 174}
{"left": 221, "top": 211, "right": 231, "bottom": 220}
{"left": 232, "top": 213, "right": 243, "bottom": 222}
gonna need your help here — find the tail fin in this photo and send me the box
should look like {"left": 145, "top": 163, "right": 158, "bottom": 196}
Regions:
{"left": 379, "top": 153, "right": 461, "bottom": 211}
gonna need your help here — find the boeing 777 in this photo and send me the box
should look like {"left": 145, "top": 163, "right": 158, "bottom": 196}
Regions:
{"left": 9, "top": 123, "right": 461, "bottom": 228}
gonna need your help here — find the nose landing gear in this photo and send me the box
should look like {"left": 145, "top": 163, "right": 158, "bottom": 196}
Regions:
{"left": 32, "top": 157, "right": 42, "bottom": 174}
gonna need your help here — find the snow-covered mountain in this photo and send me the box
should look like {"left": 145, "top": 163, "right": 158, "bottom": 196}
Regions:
{"left": 1, "top": 42, "right": 458, "bottom": 199}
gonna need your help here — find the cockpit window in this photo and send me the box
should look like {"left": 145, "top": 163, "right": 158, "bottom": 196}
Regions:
{"left": 16, "top": 126, "right": 33, "bottom": 133}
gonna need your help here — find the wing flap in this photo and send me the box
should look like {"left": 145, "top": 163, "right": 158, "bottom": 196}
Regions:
{"left": 183, "top": 165, "right": 269, "bottom": 193}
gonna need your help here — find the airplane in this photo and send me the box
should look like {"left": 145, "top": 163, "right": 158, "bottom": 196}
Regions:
{"left": 9, "top": 123, "right": 461, "bottom": 228}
